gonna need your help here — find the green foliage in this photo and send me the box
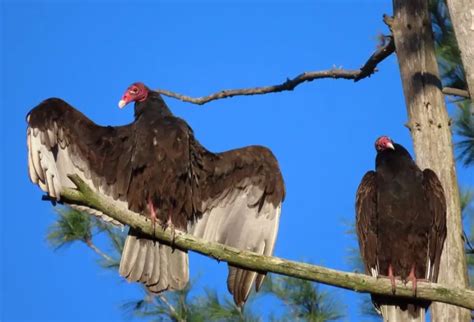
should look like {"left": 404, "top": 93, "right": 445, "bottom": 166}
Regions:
{"left": 124, "top": 274, "right": 345, "bottom": 321}
{"left": 95, "top": 221, "right": 127, "bottom": 270}
{"left": 262, "top": 275, "right": 345, "bottom": 322}
{"left": 460, "top": 188, "right": 474, "bottom": 215}
{"left": 46, "top": 208, "right": 345, "bottom": 321}
{"left": 429, "top": 0, "right": 466, "bottom": 90}
{"left": 344, "top": 221, "right": 380, "bottom": 320}
{"left": 192, "top": 289, "right": 259, "bottom": 322}
{"left": 123, "top": 279, "right": 261, "bottom": 322}
{"left": 459, "top": 188, "right": 474, "bottom": 286}
{"left": 454, "top": 102, "right": 474, "bottom": 166}
{"left": 46, "top": 207, "right": 93, "bottom": 248}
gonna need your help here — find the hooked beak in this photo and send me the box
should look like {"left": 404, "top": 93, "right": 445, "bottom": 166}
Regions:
{"left": 118, "top": 92, "right": 133, "bottom": 109}
{"left": 387, "top": 142, "right": 395, "bottom": 150}
{"left": 118, "top": 100, "right": 127, "bottom": 109}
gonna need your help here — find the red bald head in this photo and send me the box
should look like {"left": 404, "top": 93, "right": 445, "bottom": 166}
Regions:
{"left": 118, "top": 82, "right": 149, "bottom": 109}
{"left": 375, "top": 136, "right": 395, "bottom": 152}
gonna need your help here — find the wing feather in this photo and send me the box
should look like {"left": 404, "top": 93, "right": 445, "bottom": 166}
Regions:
{"left": 355, "top": 171, "right": 378, "bottom": 276}
{"left": 422, "top": 169, "right": 447, "bottom": 282}
{"left": 189, "top": 146, "right": 284, "bottom": 306}
{"left": 27, "top": 98, "right": 132, "bottom": 226}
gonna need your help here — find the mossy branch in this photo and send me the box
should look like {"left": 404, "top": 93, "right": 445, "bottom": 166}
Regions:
{"left": 62, "top": 174, "right": 474, "bottom": 311}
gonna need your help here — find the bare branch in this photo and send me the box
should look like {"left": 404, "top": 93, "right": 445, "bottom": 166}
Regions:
{"left": 152, "top": 33, "right": 468, "bottom": 105}
{"left": 153, "top": 36, "right": 398, "bottom": 105}
{"left": 59, "top": 174, "right": 474, "bottom": 311}
{"left": 154, "top": 69, "right": 361, "bottom": 105}
{"left": 442, "top": 87, "right": 470, "bottom": 98}
{"left": 354, "top": 36, "right": 395, "bottom": 82}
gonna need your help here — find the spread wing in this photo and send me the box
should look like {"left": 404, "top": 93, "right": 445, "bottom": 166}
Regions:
{"left": 355, "top": 171, "right": 378, "bottom": 277}
{"left": 190, "top": 145, "right": 285, "bottom": 306}
{"left": 422, "top": 169, "right": 447, "bottom": 282}
{"left": 27, "top": 98, "right": 133, "bottom": 225}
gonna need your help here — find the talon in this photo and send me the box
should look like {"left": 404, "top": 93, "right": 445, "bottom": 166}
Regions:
{"left": 167, "top": 217, "right": 177, "bottom": 250}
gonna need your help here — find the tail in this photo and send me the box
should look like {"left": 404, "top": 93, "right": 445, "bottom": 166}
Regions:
{"left": 380, "top": 305, "right": 426, "bottom": 322}
{"left": 119, "top": 230, "right": 189, "bottom": 292}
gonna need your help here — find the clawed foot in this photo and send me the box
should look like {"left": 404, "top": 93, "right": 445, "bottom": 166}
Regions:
{"left": 159, "top": 217, "right": 177, "bottom": 249}
{"left": 167, "top": 219, "right": 177, "bottom": 250}
{"left": 147, "top": 200, "right": 177, "bottom": 249}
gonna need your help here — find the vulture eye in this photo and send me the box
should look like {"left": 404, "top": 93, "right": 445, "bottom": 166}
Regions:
{"left": 130, "top": 88, "right": 138, "bottom": 94}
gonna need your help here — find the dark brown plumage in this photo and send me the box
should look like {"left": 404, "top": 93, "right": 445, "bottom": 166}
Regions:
{"left": 27, "top": 82, "right": 285, "bottom": 306}
{"left": 355, "top": 136, "right": 446, "bottom": 321}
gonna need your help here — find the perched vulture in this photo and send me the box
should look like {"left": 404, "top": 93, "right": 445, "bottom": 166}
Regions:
{"left": 355, "top": 136, "right": 446, "bottom": 322}
{"left": 27, "top": 82, "right": 285, "bottom": 306}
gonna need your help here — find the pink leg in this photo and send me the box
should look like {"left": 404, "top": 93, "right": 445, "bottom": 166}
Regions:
{"left": 408, "top": 265, "right": 417, "bottom": 296}
{"left": 147, "top": 198, "right": 157, "bottom": 231}
{"left": 388, "top": 264, "right": 396, "bottom": 294}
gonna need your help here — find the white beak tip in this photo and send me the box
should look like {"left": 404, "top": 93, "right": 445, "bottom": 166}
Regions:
{"left": 118, "top": 100, "right": 126, "bottom": 109}
{"left": 387, "top": 142, "right": 395, "bottom": 150}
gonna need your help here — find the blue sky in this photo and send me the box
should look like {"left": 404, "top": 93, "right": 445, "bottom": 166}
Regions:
{"left": 2, "top": 1, "right": 472, "bottom": 321}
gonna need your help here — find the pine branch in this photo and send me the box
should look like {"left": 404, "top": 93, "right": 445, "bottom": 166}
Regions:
{"left": 84, "top": 238, "right": 114, "bottom": 262}
{"left": 60, "top": 174, "right": 474, "bottom": 311}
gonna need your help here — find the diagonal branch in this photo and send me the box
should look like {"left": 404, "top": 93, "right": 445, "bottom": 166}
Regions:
{"left": 60, "top": 174, "right": 474, "bottom": 311}
{"left": 354, "top": 36, "right": 395, "bottom": 82}
{"left": 84, "top": 238, "right": 114, "bottom": 262}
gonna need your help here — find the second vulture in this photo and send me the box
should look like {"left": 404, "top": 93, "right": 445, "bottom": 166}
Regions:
{"left": 27, "top": 82, "right": 285, "bottom": 306}
{"left": 356, "top": 136, "right": 446, "bottom": 322}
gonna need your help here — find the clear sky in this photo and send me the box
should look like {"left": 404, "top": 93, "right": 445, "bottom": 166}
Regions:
{"left": 2, "top": 1, "right": 471, "bottom": 321}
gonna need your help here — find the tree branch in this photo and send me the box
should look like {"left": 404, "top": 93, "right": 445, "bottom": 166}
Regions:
{"left": 154, "top": 69, "right": 361, "bottom": 105}
{"left": 154, "top": 36, "right": 397, "bottom": 105}
{"left": 84, "top": 238, "right": 114, "bottom": 262}
{"left": 153, "top": 37, "right": 469, "bottom": 105}
{"left": 442, "top": 87, "right": 470, "bottom": 98}
{"left": 354, "top": 36, "right": 395, "bottom": 82}
{"left": 60, "top": 174, "right": 474, "bottom": 311}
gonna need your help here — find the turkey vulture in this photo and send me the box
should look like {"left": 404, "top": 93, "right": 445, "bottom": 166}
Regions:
{"left": 355, "top": 136, "right": 446, "bottom": 322}
{"left": 27, "top": 82, "right": 285, "bottom": 306}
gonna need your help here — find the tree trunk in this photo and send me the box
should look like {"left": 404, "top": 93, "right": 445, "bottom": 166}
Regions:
{"left": 445, "top": 0, "right": 474, "bottom": 98}
{"left": 391, "top": 1, "right": 470, "bottom": 321}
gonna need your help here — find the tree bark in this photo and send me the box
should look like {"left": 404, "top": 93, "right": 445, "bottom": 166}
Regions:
{"left": 58, "top": 174, "right": 474, "bottom": 311}
{"left": 391, "top": 0, "right": 470, "bottom": 321}
{"left": 445, "top": 0, "right": 474, "bottom": 98}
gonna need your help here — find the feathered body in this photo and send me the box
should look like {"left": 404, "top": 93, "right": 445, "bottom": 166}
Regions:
{"left": 356, "top": 137, "right": 446, "bottom": 322}
{"left": 27, "top": 83, "right": 285, "bottom": 306}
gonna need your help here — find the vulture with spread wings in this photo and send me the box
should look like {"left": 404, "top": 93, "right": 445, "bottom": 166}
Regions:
{"left": 355, "top": 136, "right": 446, "bottom": 322}
{"left": 27, "top": 82, "right": 285, "bottom": 306}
